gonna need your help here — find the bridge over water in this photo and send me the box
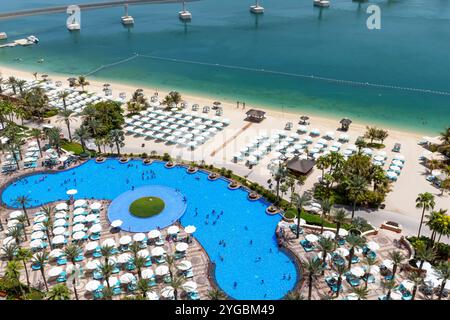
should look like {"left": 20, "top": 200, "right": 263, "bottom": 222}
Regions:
{"left": 0, "top": 0, "right": 198, "bottom": 20}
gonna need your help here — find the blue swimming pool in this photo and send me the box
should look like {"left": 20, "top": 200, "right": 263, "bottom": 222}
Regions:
{"left": 1, "top": 159, "right": 298, "bottom": 299}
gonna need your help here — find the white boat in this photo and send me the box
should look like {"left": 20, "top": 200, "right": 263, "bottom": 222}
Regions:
{"left": 121, "top": 4, "right": 134, "bottom": 25}
{"left": 0, "top": 32, "right": 7, "bottom": 40}
{"left": 314, "top": 0, "right": 330, "bottom": 7}
{"left": 179, "top": 1, "right": 192, "bottom": 20}
{"left": 67, "top": 23, "right": 80, "bottom": 31}
{"left": 250, "top": 0, "right": 264, "bottom": 13}
{"left": 27, "top": 35, "right": 39, "bottom": 43}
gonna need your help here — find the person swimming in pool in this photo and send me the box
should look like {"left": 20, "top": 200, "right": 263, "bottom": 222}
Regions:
{"left": 250, "top": 240, "right": 253, "bottom": 245}
{"left": 233, "top": 282, "right": 237, "bottom": 289}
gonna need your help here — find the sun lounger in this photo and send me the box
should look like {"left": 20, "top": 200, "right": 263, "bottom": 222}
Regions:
{"left": 289, "top": 224, "right": 303, "bottom": 235}
{"left": 148, "top": 279, "right": 157, "bottom": 287}
{"left": 155, "top": 256, "right": 166, "bottom": 264}
{"left": 31, "top": 262, "right": 41, "bottom": 271}
{"left": 163, "top": 275, "right": 172, "bottom": 284}
{"left": 126, "top": 262, "right": 136, "bottom": 271}
{"left": 57, "top": 257, "right": 67, "bottom": 265}
{"left": 127, "top": 283, "right": 137, "bottom": 292}
{"left": 184, "top": 269, "right": 194, "bottom": 278}
{"left": 300, "top": 239, "right": 314, "bottom": 252}
{"left": 93, "top": 271, "right": 103, "bottom": 280}
{"left": 188, "top": 291, "right": 201, "bottom": 300}
{"left": 112, "top": 266, "right": 120, "bottom": 274}
{"left": 56, "top": 272, "right": 67, "bottom": 283}
{"left": 74, "top": 254, "right": 84, "bottom": 262}
{"left": 112, "top": 286, "right": 122, "bottom": 295}
{"left": 144, "top": 259, "right": 152, "bottom": 267}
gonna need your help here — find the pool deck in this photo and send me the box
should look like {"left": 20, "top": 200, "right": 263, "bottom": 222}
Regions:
{"left": 0, "top": 199, "right": 213, "bottom": 300}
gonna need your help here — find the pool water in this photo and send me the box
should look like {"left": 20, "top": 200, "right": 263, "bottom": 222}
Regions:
{"left": 1, "top": 159, "right": 298, "bottom": 299}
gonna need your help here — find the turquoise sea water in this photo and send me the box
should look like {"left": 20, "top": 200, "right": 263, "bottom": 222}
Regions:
{"left": 1, "top": 0, "right": 450, "bottom": 134}
{"left": 1, "top": 159, "right": 297, "bottom": 300}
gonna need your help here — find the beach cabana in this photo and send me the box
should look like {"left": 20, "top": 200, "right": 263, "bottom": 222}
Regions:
{"left": 245, "top": 109, "right": 266, "bottom": 123}
{"left": 340, "top": 118, "right": 352, "bottom": 131}
{"left": 286, "top": 156, "right": 315, "bottom": 177}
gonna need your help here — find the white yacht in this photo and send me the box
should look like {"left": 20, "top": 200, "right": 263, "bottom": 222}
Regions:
{"left": 314, "top": 0, "right": 330, "bottom": 7}
{"left": 179, "top": 2, "right": 192, "bottom": 20}
{"left": 0, "top": 32, "right": 7, "bottom": 40}
{"left": 250, "top": 0, "right": 264, "bottom": 13}
{"left": 27, "top": 35, "right": 39, "bottom": 43}
{"left": 67, "top": 23, "right": 80, "bottom": 31}
{"left": 121, "top": 4, "right": 134, "bottom": 25}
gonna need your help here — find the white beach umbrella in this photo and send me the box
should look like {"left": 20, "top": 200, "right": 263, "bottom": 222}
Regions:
{"left": 120, "top": 273, "right": 136, "bottom": 284}
{"left": 54, "top": 219, "right": 67, "bottom": 227}
{"left": 401, "top": 280, "right": 415, "bottom": 292}
{"left": 346, "top": 293, "right": 359, "bottom": 300}
{"left": 156, "top": 265, "right": 170, "bottom": 276}
{"left": 133, "top": 233, "right": 146, "bottom": 242}
{"left": 85, "top": 241, "right": 99, "bottom": 252}
{"left": 119, "top": 235, "right": 132, "bottom": 245}
{"left": 31, "top": 224, "right": 45, "bottom": 231}
{"left": 117, "top": 253, "right": 132, "bottom": 264}
{"left": 392, "top": 160, "right": 403, "bottom": 167}
{"left": 73, "top": 215, "right": 86, "bottom": 223}
{"left": 386, "top": 171, "right": 398, "bottom": 180}
{"left": 9, "top": 210, "right": 23, "bottom": 219}
{"left": 73, "top": 199, "right": 86, "bottom": 208}
{"left": 111, "top": 220, "right": 123, "bottom": 228}
{"left": 31, "top": 231, "right": 45, "bottom": 240}
{"left": 137, "top": 249, "right": 150, "bottom": 258}
{"left": 90, "top": 202, "right": 102, "bottom": 211}
{"left": 305, "top": 234, "right": 319, "bottom": 242}
{"left": 52, "top": 235, "right": 65, "bottom": 245}
{"left": 72, "top": 224, "right": 85, "bottom": 232}
{"left": 184, "top": 225, "right": 196, "bottom": 234}
{"left": 322, "top": 230, "right": 336, "bottom": 240}
{"left": 73, "top": 231, "right": 86, "bottom": 240}
{"left": 177, "top": 260, "right": 192, "bottom": 271}
{"left": 55, "top": 212, "right": 67, "bottom": 219}
{"left": 167, "top": 225, "right": 180, "bottom": 235}
{"left": 55, "top": 203, "right": 68, "bottom": 211}
{"left": 53, "top": 227, "right": 66, "bottom": 235}
{"left": 367, "top": 241, "right": 380, "bottom": 251}
{"left": 2, "top": 237, "right": 15, "bottom": 246}
{"left": 102, "top": 239, "right": 116, "bottom": 247}
{"left": 73, "top": 208, "right": 85, "bottom": 216}
{"left": 142, "top": 268, "right": 154, "bottom": 279}
{"left": 30, "top": 239, "right": 45, "bottom": 249}
{"left": 89, "top": 224, "right": 102, "bottom": 234}
{"left": 161, "top": 286, "right": 174, "bottom": 298}
{"left": 148, "top": 229, "right": 161, "bottom": 239}
{"left": 350, "top": 266, "right": 365, "bottom": 277}
{"left": 317, "top": 251, "right": 331, "bottom": 261}
{"left": 151, "top": 247, "right": 165, "bottom": 256}
{"left": 7, "top": 220, "right": 19, "bottom": 228}
{"left": 182, "top": 281, "right": 198, "bottom": 292}
{"left": 86, "top": 280, "right": 101, "bottom": 292}
{"left": 176, "top": 242, "right": 189, "bottom": 252}
{"left": 66, "top": 189, "right": 77, "bottom": 196}
{"left": 146, "top": 291, "right": 160, "bottom": 300}
{"left": 390, "top": 291, "right": 403, "bottom": 300}
{"left": 48, "top": 266, "right": 63, "bottom": 277}
{"left": 335, "top": 247, "right": 349, "bottom": 257}
{"left": 49, "top": 249, "right": 64, "bottom": 259}
{"left": 86, "top": 214, "right": 98, "bottom": 222}
{"left": 382, "top": 259, "right": 394, "bottom": 269}
{"left": 34, "top": 215, "right": 47, "bottom": 223}
{"left": 105, "top": 276, "right": 119, "bottom": 288}
{"left": 86, "top": 260, "right": 102, "bottom": 271}
{"left": 338, "top": 229, "right": 348, "bottom": 237}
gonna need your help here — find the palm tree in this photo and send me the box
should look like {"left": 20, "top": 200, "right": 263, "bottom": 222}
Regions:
{"left": 1, "top": 243, "right": 19, "bottom": 261}
{"left": 271, "top": 163, "right": 287, "bottom": 205}
{"left": 58, "top": 91, "right": 70, "bottom": 110}
{"left": 100, "top": 245, "right": 115, "bottom": 266}
{"left": 332, "top": 208, "right": 348, "bottom": 242}
{"left": 137, "top": 278, "right": 150, "bottom": 299}
{"left": 169, "top": 275, "right": 185, "bottom": 300}
{"left": 134, "top": 256, "right": 147, "bottom": 281}
{"left": 15, "top": 214, "right": 29, "bottom": 240}
{"left": 334, "top": 263, "right": 347, "bottom": 298}
{"left": 24, "top": 86, "right": 49, "bottom": 121}
{"left": 317, "top": 236, "right": 334, "bottom": 274}
{"left": 350, "top": 286, "right": 369, "bottom": 300}
{"left": 128, "top": 242, "right": 141, "bottom": 261}
{"left": 415, "top": 242, "right": 436, "bottom": 271}
{"left": 5, "top": 260, "right": 25, "bottom": 297}
{"left": 437, "top": 126, "right": 450, "bottom": 157}
{"left": 346, "top": 235, "right": 366, "bottom": 269}
{"left": 316, "top": 156, "right": 330, "bottom": 181}
{"left": 363, "top": 256, "right": 377, "bottom": 288}
{"left": 408, "top": 271, "right": 423, "bottom": 300}
{"left": 47, "top": 284, "right": 71, "bottom": 300}
{"left": 16, "top": 248, "right": 33, "bottom": 291}
{"left": 73, "top": 125, "right": 91, "bottom": 152}
{"left": 108, "top": 129, "right": 125, "bottom": 155}
{"left": 415, "top": 192, "right": 435, "bottom": 237}
{"left": 435, "top": 261, "right": 450, "bottom": 300}
{"left": 424, "top": 209, "right": 448, "bottom": 247}
{"left": 13, "top": 195, "right": 31, "bottom": 226}
{"left": 76, "top": 75, "right": 90, "bottom": 91}
{"left": 46, "top": 127, "right": 63, "bottom": 156}
{"left": 346, "top": 175, "right": 368, "bottom": 220}
{"left": 207, "top": 288, "right": 227, "bottom": 300}
{"left": 64, "top": 244, "right": 82, "bottom": 300}
{"left": 8, "top": 226, "right": 24, "bottom": 247}
{"left": 292, "top": 193, "right": 310, "bottom": 238}
{"left": 16, "top": 79, "right": 27, "bottom": 96}
{"left": 388, "top": 250, "right": 406, "bottom": 279}
{"left": 7, "top": 76, "right": 17, "bottom": 95}
{"left": 98, "top": 262, "right": 114, "bottom": 293}
{"left": 301, "top": 256, "right": 323, "bottom": 300}
{"left": 42, "top": 218, "right": 54, "bottom": 243}
{"left": 381, "top": 279, "right": 396, "bottom": 300}
{"left": 29, "top": 128, "right": 43, "bottom": 157}
{"left": 32, "top": 250, "right": 49, "bottom": 291}
{"left": 57, "top": 109, "right": 76, "bottom": 141}
{"left": 319, "top": 198, "right": 333, "bottom": 234}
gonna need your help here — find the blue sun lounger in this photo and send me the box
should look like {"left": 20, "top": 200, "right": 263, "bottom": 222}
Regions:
{"left": 300, "top": 240, "right": 314, "bottom": 252}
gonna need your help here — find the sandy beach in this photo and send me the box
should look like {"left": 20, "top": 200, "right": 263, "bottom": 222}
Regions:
{"left": 1, "top": 64, "right": 449, "bottom": 233}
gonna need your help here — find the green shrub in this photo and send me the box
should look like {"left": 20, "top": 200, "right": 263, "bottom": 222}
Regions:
{"left": 43, "top": 109, "right": 58, "bottom": 118}
{"left": 407, "top": 236, "right": 450, "bottom": 263}
{"left": 162, "top": 153, "right": 171, "bottom": 161}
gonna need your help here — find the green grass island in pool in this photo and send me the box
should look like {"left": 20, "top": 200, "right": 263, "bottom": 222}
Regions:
{"left": 129, "top": 196, "right": 165, "bottom": 218}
